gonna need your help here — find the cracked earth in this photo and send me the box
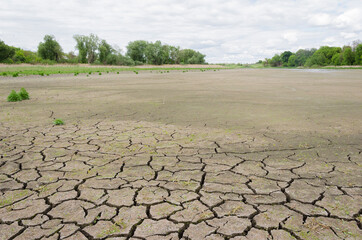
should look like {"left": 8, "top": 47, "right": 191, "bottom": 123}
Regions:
{"left": 0, "top": 120, "right": 361, "bottom": 240}
{"left": 1, "top": 69, "right": 362, "bottom": 239}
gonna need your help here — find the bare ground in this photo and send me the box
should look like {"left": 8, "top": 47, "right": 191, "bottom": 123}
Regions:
{"left": 0, "top": 69, "right": 361, "bottom": 239}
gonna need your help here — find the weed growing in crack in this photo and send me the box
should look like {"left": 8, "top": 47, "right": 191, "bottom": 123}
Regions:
{"left": 53, "top": 119, "right": 64, "bottom": 125}
{"left": 7, "top": 90, "right": 21, "bottom": 102}
{"left": 19, "top": 88, "right": 30, "bottom": 100}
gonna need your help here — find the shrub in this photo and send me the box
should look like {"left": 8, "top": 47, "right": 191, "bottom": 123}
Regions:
{"left": 19, "top": 88, "right": 29, "bottom": 100}
{"left": 7, "top": 90, "right": 21, "bottom": 102}
{"left": 53, "top": 119, "right": 64, "bottom": 125}
{"left": 12, "top": 72, "right": 19, "bottom": 77}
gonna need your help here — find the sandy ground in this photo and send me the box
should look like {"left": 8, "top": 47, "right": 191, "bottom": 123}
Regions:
{"left": 0, "top": 69, "right": 361, "bottom": 239}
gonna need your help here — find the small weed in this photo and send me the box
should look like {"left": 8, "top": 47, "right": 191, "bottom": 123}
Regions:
{"left": 7, "top": 90, "right": 21, "bottom": 102}
{"left": 39, "top": 72, "right": 44, "bottom": 76}
{"left": 19, "top": 88, "right": 30, "bottom": 100}
{"left": 134, "top": 71, "right": 138, "bottom": 74}
{"left": 53, "top": 119, "right": 64, "bottom": 125}
{"left": 99, "top": 72, "right": 102, "bottom": 75}
{"left": 2, "top": 72, "right": 7, "bottom": 76}
{"left": 117, "top": 72, "right": 119, "bottom": 74}
{"left": 89, "top": 71, "right": 92, "bottom": 74}
{"left": 12, "top": 72, "right": 19, "bottom": 77}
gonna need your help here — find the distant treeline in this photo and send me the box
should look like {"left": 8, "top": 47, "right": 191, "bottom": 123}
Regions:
{"left": 0, "top": 34, "right": 206, "bottom": 66}
{"left": 263, "top": 40, "right": 362, "bottom": 67}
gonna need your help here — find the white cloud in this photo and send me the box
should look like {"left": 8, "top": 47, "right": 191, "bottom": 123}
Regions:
{"left": 335, "top": 9, "right": 362, "bottom": 30}
{"left": 308, "top": 13, "right": 332, "bottom": 26}
{"left": 341, "top": 32, "right": 358, "bottom": 39}
{"left": 283, "top": 32, "right": 298, "bottom": 43}
{"left": 0, "top": 0, "right": 361, "bottom": 63}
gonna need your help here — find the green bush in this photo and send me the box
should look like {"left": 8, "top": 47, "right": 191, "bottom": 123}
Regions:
{"left": 7, "top": 90, "right": 21, "bottom": 102}
{"left": 53, "top": 119, "right": 64, "bottom": 125}
{"left": 19, "top": 88, "right": 29, "bottom": 100}
{"left": 12, "top": 72, "right": 19, "bottom": 77}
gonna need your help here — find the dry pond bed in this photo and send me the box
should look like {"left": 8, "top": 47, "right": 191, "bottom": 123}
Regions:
{"left": 0, "top": 69, "right": 361, "bottom": 239}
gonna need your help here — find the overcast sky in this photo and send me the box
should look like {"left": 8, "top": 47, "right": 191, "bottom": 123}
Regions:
{"left": 0, "top": 0, "right": 361, "bottom": 63}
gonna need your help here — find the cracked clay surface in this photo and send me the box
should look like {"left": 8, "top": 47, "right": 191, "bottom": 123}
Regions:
{"left": 0, "top": 120, "right": 361, "bottom": 240}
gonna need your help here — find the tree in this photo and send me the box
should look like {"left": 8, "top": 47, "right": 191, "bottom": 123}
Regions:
{"left": 331, "top": 53, "right": 342, "bottom": 66}
{"left": 342, "top": 47, "right": 354, "bottom": 65}
{"left": 280, "top": 51, "right": 293, "bottom": 66}
{"left": 295, "top": 48, "right": 316, "bottom": 66}
{"left": 0, "top": 40, "right": 15, "bottom": 62}
{"left": 354, "top": 44, "right": 362, "bottom": 65}
{"left": 145, "top": 40, "right": 164, "bottom": 65}
{"left": 169, "top": 46, "right": 180, "bottom": 64}
{"left": 178, "top": 49, "right": 205, "bottom": 64}
{"left": 37, "top": 35, "right": 63, "bottom": 61}
{"left": 73, "top": 35, "right": 87, "bottom": 63}
{"left": 287, "top": 54, "right": 296, "bottom": 67}
{"left": 99, "top": 40, "right": 113, "bottom": 64}
{"left": 126, "top": 40, "right": 148, "bottom": 63}
{"left": 13, "top": 49, "right": 26, "bottom": 62}
{"left": 73, "top": 34, "right": 100, "bottom": 63}
{"left": 269, "top": 54, "right": 281, "bottom": 67}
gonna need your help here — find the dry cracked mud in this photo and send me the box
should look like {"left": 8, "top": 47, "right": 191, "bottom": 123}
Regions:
{"left": 0, "top": 69, "right": 361, "bottom": 239}
{"left": 0, "top": 120, "right": 361, "bottom": 240}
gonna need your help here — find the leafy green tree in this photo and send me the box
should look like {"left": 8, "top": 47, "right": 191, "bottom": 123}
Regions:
{"left": 73, "top": 35, "right": 87, "bottom": 63}
{"left": 269, "top": 54, "right": 281, "bottom": 67}
{"left": 280, "top": 51, "right": 293, "bottom": 66}
{"left": 305, "top": 51, "right": 328, "bottom": 66}
{"left": 99, "top": 40, "right": 113, "bottom": 64}
{"left": 37, "top": 35, "right": 63, "bottom": 61}
{"left": 145, "top": 40, "right": 164, "bottom": 65}
{"left": 354, "top": 44, "right": 362, "bottom": 65}
{"left": 295, "top": 48, "right": 316, "bottom": 66}
{"left": 178, "top": 49, "right": 205, "bottom": 64}
{"left": 126, "top": 40, "right": 148, "bottom": 63}
{"left": 73, "top": 34, "right": 100, "bottom": 63}
{"left": 331, "top": 53, "right": 342, "bottom": 66}
{"left": 105, "top": 53, "right": 134, "bottom": 66}
{"left": 0, "top": 40, "right": 15, "bottom": 62}
{"left": 13, "top": 49, "right": 26, "bottom": 63}
{"left": 287, "top": 54, "right": 296, "bottom": 67}
{"left": 169, "top": 46, "right": 180, "bottom": 64}
{"left": 342, "top": 47, "right": 354, "bottom": 65}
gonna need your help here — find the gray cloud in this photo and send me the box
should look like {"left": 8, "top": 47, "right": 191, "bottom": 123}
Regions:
{"left": 0, "top": 0, "right": 361, "bottom": 63}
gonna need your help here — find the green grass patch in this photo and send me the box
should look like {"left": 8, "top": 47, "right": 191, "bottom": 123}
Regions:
{"left": 7, "top": 90, "right": 21, "bottom": 102}
{"left": 19, "top": 88, "right": 30, "bottom": 100}
{"left": 0, "top": 65, "right": 227, "bottom": 77}
{"left": 53, "top": 119, "right": 64, "bottom": 125}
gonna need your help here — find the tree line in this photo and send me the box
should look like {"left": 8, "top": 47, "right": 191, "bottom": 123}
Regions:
{"left": 0, "top": 34, "right": 206, "bottom": 65}
{"left": 263, "top": 40, "right": 362, "bottom": 67}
